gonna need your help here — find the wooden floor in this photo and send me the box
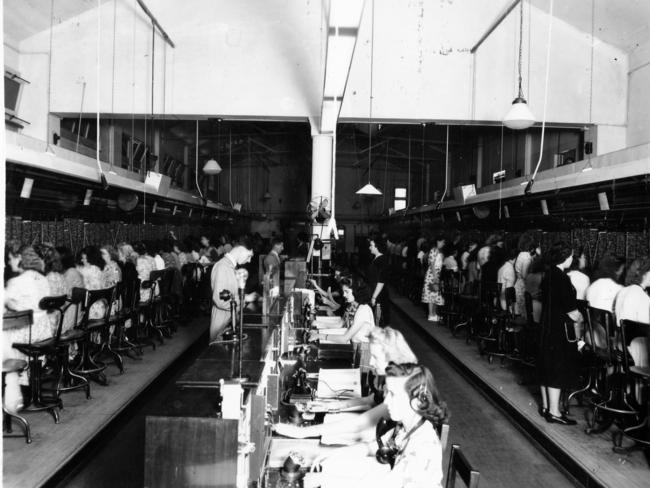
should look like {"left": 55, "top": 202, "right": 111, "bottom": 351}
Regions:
{"left": 390, "top": 293, "right": 649, "bottom": 488}
{"left": 2, "top": 317, "right": 209, "bottom": 488}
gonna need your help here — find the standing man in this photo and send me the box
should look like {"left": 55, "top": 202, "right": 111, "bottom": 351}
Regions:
{"left": 210, "top": 243, "right": 257, "bottom": 341}
{"left": 368, "top": 237, "right": 390, "bottom": 327}
{"left": 263, "top": 237, "right": 284, "bottom": 283}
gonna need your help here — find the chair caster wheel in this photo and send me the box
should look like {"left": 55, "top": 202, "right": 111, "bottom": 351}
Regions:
{"left": 488, "top": 355, "right": 494, "bottom": 364}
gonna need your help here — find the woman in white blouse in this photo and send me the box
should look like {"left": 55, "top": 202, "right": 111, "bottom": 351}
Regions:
{"left": 309, "top": 277, "right": 375, "bottom": 367}
{"left": 513, "top": 233, "right": 538, "bottom": 316}
{"left": 585, "top": 254, "right": 625, "bottom": 348}
{"left": 614, "top": 258, "right": 650, "bottom": 367}
{"left": 304, "top": 363, "right": 448, "bottom": 488}
{"left": 567, "top": 248, "right": 591, "bottom": 301}
{"left": 586, "top": 254, "right": 625, "bottom": 312}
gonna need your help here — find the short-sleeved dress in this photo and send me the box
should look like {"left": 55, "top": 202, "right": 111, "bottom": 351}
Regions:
{"left": 368, "top": 254, "right": 391, "bottom": 326}
{"left": 537, "top": 266, "right": 580, "bottom": 389}
{"left": 421, "top": 249, "right": 444, "bottom": 306}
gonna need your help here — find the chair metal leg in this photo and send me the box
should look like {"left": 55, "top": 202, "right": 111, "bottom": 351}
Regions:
{"left": 3, "top": 407, "right": 32, "bottom": 443}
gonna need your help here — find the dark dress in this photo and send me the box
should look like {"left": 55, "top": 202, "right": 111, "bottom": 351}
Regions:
{"left": 537, "top": 266, "right": 580, "bottom": 389}
{"left": 368, "top": 254, "right": 390, "bottom": 326}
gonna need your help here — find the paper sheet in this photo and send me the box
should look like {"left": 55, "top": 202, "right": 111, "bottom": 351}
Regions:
{"left": 314, "top": 316, "right": 344, "bottom": 329}
{"left": 316, "top": 368, "right": 361, "bottom": 399}
{"left": 317, "top": 327, "right": 347, "bottom": 343}
{"left": 267, "top": 438, "right": 336, "bottom": 468}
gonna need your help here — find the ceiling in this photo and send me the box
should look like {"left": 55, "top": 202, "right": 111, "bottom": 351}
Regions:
{"left": 4, "top": 0, "right": 649, "bottom": 51}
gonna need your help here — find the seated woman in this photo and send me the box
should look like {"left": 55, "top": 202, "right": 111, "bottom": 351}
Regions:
{"left": 614, "top": 257, "right": 650, "bottom": 367}
{"left": 585, "top": 254, "right": 625, "bottom": 348}
{"left": 308, "top": 276, "right": 375, "bottom": 367}
{"left": 304, "top": 363, "right": 449, "bottom": 488}
{"left": 567, "top": 247, "right": 590, "bottom": 301}
{"left": 275, "top": 327, "right": 417, "bottom": 442}
{"left": 77, "top": 245, "right": 107, "bottom": 319}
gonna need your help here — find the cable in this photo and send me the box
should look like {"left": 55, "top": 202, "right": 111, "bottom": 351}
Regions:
{"left": 524, "top": 0, "right": 554, "bottom": 195}
{"left": 195, "top": 120, "right": 204, "bottom": 200}
{"left": 95, "top": 0, "right": 108, "bottom": 190}
{"left": 437, "top": 125, "right": 450, "bottom": 209}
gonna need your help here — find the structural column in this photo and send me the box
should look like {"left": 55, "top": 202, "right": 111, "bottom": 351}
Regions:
{"left": 311, "top": 133, "right": 334, "bottom": 210}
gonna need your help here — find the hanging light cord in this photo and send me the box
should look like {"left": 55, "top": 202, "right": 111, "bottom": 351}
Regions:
{"left": 524, "top": 0, "right": 554, "bottom": 195}
{"left": 95, "top": 0, "right": 108, "bottom": 189}
{"left": 46, "top": 0, "right": 54, "bottom": 150}
{"left": 229, "top": 128, "right": 234, "bottom": 207}
{"left": 368, "top": 0, "right": 374, "bottom": 157}
{"left": 586, "top": 0, "right": 595, "bottom": 167}
{"left": 437, "top": 125, "right": 450, "bottom": 209}
{"left": 195, "top": 120, "right": 204, "bottom": 200}
{"left": 407, "top": 132, "right": 411, "bottom": 208}
{"left": 516, "top": 0, "right": 524, "bottom": 100}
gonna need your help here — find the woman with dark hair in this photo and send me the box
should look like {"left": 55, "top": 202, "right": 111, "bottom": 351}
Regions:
{"left": 421, "top": 235, "right": 445, "bottom": 322}
{"left": 133, "top": 241, "right": 155, "bottom": 302}
{"left": 368, "top": 237, "right": 391, "bottom": 327}
{"left": 77, "top": 245, "right": 104, "bottom": 290}
{"left": 100, "top": 244, "right": 122, "bottom": 288}
{"left": 304, "top": 363, "right": 448, "bottom": 488}
{"left": 309, "top": 276, "right": 376, "bottom": 367}
{"left": 524, "top": 254, "right": 545, "bottom": 323}
{"left": 567, "top": 247, "right": 590, "bottom": 300}
{"left": 57, "top": 246, "right": 84, "bottom": 333}
{"left": 586, "top": 254, "right": 625, "bottom": 313}
{"left": 514, "top": 232, "right": 538, "bottom": 315}
{"left": 538, "top": 241, "right": 582, "bottom": 425}
{"left": 42, "top": 246, "right": 67, "bottom": 296}
{"left": 614, "top": 257, "right": 650, "bottom": 367}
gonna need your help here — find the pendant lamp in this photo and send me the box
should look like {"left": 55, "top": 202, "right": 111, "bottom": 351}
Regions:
{"left": 203, "top": 158, "right": 222, "bottom": 175}
{"left": 503, "top": 1, "right": 535, "bottom": 130}
{"left": 356, "top": 0, "right": 381, "bottom": 196}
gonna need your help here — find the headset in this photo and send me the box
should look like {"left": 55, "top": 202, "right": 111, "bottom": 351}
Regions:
{"left": 375, "top": 365, "right": 430, "bottom": 467}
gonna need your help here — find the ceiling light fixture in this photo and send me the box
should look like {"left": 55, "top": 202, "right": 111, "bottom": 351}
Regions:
{"left": 203, "top": 158, "right": 222, "bottom": 175}
{"left": 503, "top": 0, "right": 535, "bottom": 130}
{"left": 356, "top": 0, "right": 381, "bottom": 196}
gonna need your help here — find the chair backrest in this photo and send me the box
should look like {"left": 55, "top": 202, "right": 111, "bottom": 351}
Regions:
{"left": 39, "top": 295, "right": 69, "bottom": 342}
{"left": 140, "top": 279, "right": 157, "bottom": 305}
{"left": 436, "top": 422, "right": 450, "bottom": 454}
{"left": 480, "top": 282, "right": 501, "bottom": 312}
{"left": 446, "top": 444, "right": 480, "bottom": 488}
{"left": 619, "top": 319, "right": 650, "bottom": 372}
{"left": 586, "top": 306, "right": 617, "bottom": 362}
{"left": 3, "top": 310, "right": 34, "bottom": 330}
{"left": 74, "top": 287, "right": 116, "bottom": 327}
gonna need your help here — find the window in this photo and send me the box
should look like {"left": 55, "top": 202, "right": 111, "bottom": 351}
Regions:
{"left": 395, "top": 187, "right": 407, "bottom": 211}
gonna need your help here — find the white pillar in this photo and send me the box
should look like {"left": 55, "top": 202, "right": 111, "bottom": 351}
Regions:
{"left": 311, "top": 133, "right": 334, "bottom": 206}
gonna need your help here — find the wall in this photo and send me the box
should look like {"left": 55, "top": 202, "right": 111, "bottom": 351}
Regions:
{"left": 627, "top": 38, "right": 650, "bottom": 147}
{"left": 13, "top": 0, "right": 629, "bottom": 138}
{"left": 474, "top": 2, "right": 627, "bottom": 126}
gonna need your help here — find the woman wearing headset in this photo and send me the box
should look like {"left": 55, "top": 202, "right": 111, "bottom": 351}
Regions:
{"left": 275, "top": 327, "right": 417, "bottom": 443}
{"left": 304, "top": 363, "right": 448, "bottom": 488}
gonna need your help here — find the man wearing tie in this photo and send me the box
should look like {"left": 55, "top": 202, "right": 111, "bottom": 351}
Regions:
{"left": 210, "top": 243, "right": 257, "bottom": 341}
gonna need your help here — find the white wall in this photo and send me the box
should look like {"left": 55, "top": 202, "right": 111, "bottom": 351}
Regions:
{"left": 13, "top": 0, "right": 629, "bottom": 137}
{"left": 627, "top": 38, "right": 650, "bottom": 147}
{"left": 474, "top": 2, "right": 627, "bottom": 126}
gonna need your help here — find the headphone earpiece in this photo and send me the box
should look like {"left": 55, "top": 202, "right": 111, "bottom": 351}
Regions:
{"left": 409, "top": 379, "right": 431, "bottom": 413}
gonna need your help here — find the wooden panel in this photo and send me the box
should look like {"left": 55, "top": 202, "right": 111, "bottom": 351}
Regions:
{"left": 248, "top": 394, "right": 269, "bottom": 484}
{"left": 144, "top": 416, "right": 238, "bottom": 488}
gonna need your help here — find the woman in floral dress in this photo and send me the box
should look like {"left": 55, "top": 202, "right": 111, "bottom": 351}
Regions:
{"left": 421, "top": 235, "right": 446, "bottom": 322}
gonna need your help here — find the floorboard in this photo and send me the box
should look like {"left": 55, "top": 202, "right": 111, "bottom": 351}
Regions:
{"left": 2, "top": 317, "right": 209, "bottom": 488}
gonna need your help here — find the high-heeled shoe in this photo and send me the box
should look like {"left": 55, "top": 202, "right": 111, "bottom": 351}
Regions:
{"left": 546, "top": 413, "right": 577, "bottom": 425}
{"left": 537, "top": 406, "right": 549, "bottom": 420}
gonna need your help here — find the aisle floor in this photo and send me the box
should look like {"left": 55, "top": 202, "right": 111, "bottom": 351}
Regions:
{"left": 2, "top": 317, "right": 208, "bottom": 488}
{"left": 391, "top": 293, "right": 649, "bottom": 488}
{"left": 390, "top": 308, "right": 578, "bottom": 488}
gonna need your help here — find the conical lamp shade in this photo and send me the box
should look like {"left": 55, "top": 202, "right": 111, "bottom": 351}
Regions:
{"left": 203, "top": 158, "right": 222, "bottom": 175}
{"left": 503, "top": 97, "right": 535, "bottom": 130}
{"left": 356, "top": 182, "right": 382, "bottom": 195}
